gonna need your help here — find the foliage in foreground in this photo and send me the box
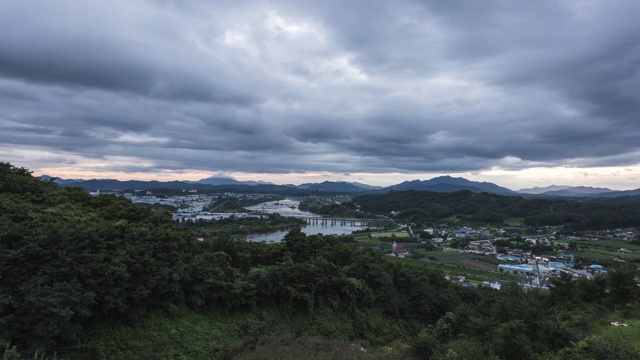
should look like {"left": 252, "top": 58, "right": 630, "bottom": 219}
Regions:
{"left": 0, "top": 162, "right": 453, "bottom": 350}
{"left": 221, "top": 333, "right": 406, "bottom": 360}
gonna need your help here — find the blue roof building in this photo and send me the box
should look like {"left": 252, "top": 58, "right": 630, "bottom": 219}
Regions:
{"left": 498, "top": 264, "right": 535, "bottom": 276}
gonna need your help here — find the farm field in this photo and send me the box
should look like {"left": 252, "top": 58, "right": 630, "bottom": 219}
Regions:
{"left": 417, "top": 250, "right": 501, "bottom": 265}
{"left": 409, "top": 250, "right": 517, "bottom": 282}
{"left": 575, "top": 238, "right": 639, "bottom": 250}
{"left": 504, "top": 218, "right": 524, "bottom": 227}
{"left": 370, "top": 231, "right": 411, "bottom": 238}
{"left": 460, "top": 259, "right": 495, "bottom": 272}
{"left": 353, "top": 230, "right": 413, "bottom": 244}
{"left": 571, "top": 238, "right": 640, "bottom": 265}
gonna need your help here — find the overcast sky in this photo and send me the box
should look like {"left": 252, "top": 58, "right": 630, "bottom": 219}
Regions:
{"left": 1, "top": 0, "right": 640, "bottom": 189}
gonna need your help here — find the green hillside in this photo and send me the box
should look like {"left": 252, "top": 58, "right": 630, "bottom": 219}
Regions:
{"left": 354, "top": 190, "right": 640, "bottom": 229}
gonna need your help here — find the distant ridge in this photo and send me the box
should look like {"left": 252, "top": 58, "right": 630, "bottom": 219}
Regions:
{"left": 542, "top": 186, "right": 616, "bottom": 197}
{"left": 517, "top": 185, "right": 573, "bottom": 194}
{"left": 195, "top": 177, "right": 243, "bottom": 186}
{"left": 383, "top": 176, "right": 517, "bottom": 195}
{"left": 195, "top": 177, "right": 273, "bottom": 186}
{"left": 517, "top": 185, "right": 615, "bottom": 196}
{"left": 297, "top": 181, "right": 379, "bottom": 192}
{"left": 39, "top": 177, "right": 379, "bottom": 195}
{"left": 39, "top": 175, "right": 84, "bottom": 186}
{"left": 38, "top": 174, "right": 640, "bottom": 202}
{"left": 588, "top": 188, "right": 640, "bottom": 198}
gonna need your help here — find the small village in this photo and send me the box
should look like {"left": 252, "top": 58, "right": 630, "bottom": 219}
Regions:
{"left": 382, "top": 224, "right": 640, "bottom": 291}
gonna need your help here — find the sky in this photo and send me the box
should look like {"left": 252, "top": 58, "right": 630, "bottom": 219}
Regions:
{"left": 1, "top": 0, "right": 640, "bottom": 190}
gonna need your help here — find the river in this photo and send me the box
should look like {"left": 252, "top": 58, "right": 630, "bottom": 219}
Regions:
{"left": 243, "top": 199, "right": 317, "bottom": 217}
{"left": 243, "top": 199, "right": 371, "bottom": 243}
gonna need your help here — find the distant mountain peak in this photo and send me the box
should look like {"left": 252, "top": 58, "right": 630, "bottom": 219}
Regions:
{"left": 196, "top": 176, "right": 240, "bottom": 185}
{"left": 38, "top": 175, "right": 84, "bottom": 186}
{"left": 384, "top": 176, "right": 516, "bottom": 195}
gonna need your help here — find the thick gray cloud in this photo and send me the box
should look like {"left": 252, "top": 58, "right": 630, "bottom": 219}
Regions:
{"left": 1, "top": 0, "right": 640, "bottom": 180}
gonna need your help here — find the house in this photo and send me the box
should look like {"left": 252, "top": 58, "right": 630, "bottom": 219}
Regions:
{"left": 548, "top": 261, "right": 566, "bottom": 269}
{"left": 588, "top": 264, "right": 607, "bottom": 274}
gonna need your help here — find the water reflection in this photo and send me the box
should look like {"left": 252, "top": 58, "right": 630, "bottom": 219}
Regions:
{"left": 243, "top": 199, "right": 369, "bottom": 243}
{"left": 244, "top": 199, "right": 317, "bottom": 217}
{"left": 245, "top": 222, "right": 368, "bottom": 243}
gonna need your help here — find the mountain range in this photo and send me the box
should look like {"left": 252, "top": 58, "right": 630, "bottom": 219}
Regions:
{"left": 194, "top": 177, "right": 273, "bottom": 186}
{"left": 515, "top": 185, "right": 616, "bottom": 196}
{"left": 384, "top": 176, "right": 516, "bottom": 195}
{"left": 41, "top": 174, "right": 640, "bottom": 201}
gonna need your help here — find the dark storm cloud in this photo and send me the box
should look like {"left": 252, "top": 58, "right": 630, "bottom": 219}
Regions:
{"left": 1, "top": 0, "right": 640, "bottom": 177}
{"left": 0, "top": 32, "right": 259, "bottom": 105}
{"left": 0, "top": 1, "right": 261, "bottom": 106}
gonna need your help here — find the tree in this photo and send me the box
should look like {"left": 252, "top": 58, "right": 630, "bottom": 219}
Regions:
{"left": 548, "top": 272, "right": 577, "bottom": 307}
{"left": 606, "top": 264, "right": 639, "bottom": 306}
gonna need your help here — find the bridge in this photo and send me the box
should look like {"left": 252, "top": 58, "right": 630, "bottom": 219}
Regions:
{"left": 299, "top": 217, "right": 393, "bottom": 227}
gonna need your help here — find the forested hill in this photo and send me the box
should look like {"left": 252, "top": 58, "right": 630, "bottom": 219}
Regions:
{"left": 0, "top": 162, "right": 457, "bottom": 355}
{"left": 0, "top": 162, "right": 206, "bottom": 347}
{"left": 354, "top": 190, "right": 640, "bottom": 229}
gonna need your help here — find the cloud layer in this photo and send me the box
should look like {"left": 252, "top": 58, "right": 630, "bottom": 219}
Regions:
{"left": 1, "top": 0, "right": 639, "bottom": 182}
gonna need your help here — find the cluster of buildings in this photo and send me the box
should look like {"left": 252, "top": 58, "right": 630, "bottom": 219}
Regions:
{"left": 497, "top": 261, "right": 610, "bottom": 290}
{"left": 121, "top": 192, "right": 276, "bottom": 222}
{"left": 386, "top": 241, "right": 411, "bottom": 258}
{"left": 416, "top": 225, "right": 638, "bottom": 290}
{"left": 124, "top": 193, "right": 216, "bottom": 212}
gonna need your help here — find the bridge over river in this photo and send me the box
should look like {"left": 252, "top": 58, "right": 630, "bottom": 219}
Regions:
{"left": 300, "top": 217, "right": 393, "bottom": 227}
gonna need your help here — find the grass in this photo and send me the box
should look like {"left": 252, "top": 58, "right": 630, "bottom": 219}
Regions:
{"left": 474, "top": 256, "right": 509, "bottom": 266}
{"left": 418, "top": 261, "right": 517, "bottom": 282}
{"left": 74, "top": 307, "right": 410, "bottom": 360}
{"left": 354, "top": 231, "right": 413, "bottom": 245}
{"left": 572, "top": 247, "right": 640, "bottom": 265}
{"left": 416, "top": 250, "right": 489, "bottom": 265}
{"left": 223, "top": 333, "right": 406, "bottom": 360}
{"left": 370, "top": 231, "right": 411, "bottom": 238}
{"left": 569, "top": 303, "right": 640, "bottom": 357}
{"left": 82, "top": 308, "right": 255, "bottom": 359}
{"left": 504, "top": 218, "right": 524, "bottom": 227}
{"left": 444, "top": 215, "right": 460, "bottom": 224}
{"left": 576, "top": 238, "right": 640, "bottom": 251}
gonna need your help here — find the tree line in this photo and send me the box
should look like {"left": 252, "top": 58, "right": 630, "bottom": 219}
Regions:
{"left": 354, "top": 190, "right": 640, "bottom": 230}
{"left": 178, "top": 213, "right": 307, "bottom": 237}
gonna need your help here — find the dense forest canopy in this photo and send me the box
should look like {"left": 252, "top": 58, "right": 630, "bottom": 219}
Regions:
{"left": 354, "top": 190, "right": 640, "bottom": 229}
{"left": 0, "top": 163, "right": 453, "bottom": 351}
{"left": 1, "top": 162, "right": 640, "bottom": 359}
